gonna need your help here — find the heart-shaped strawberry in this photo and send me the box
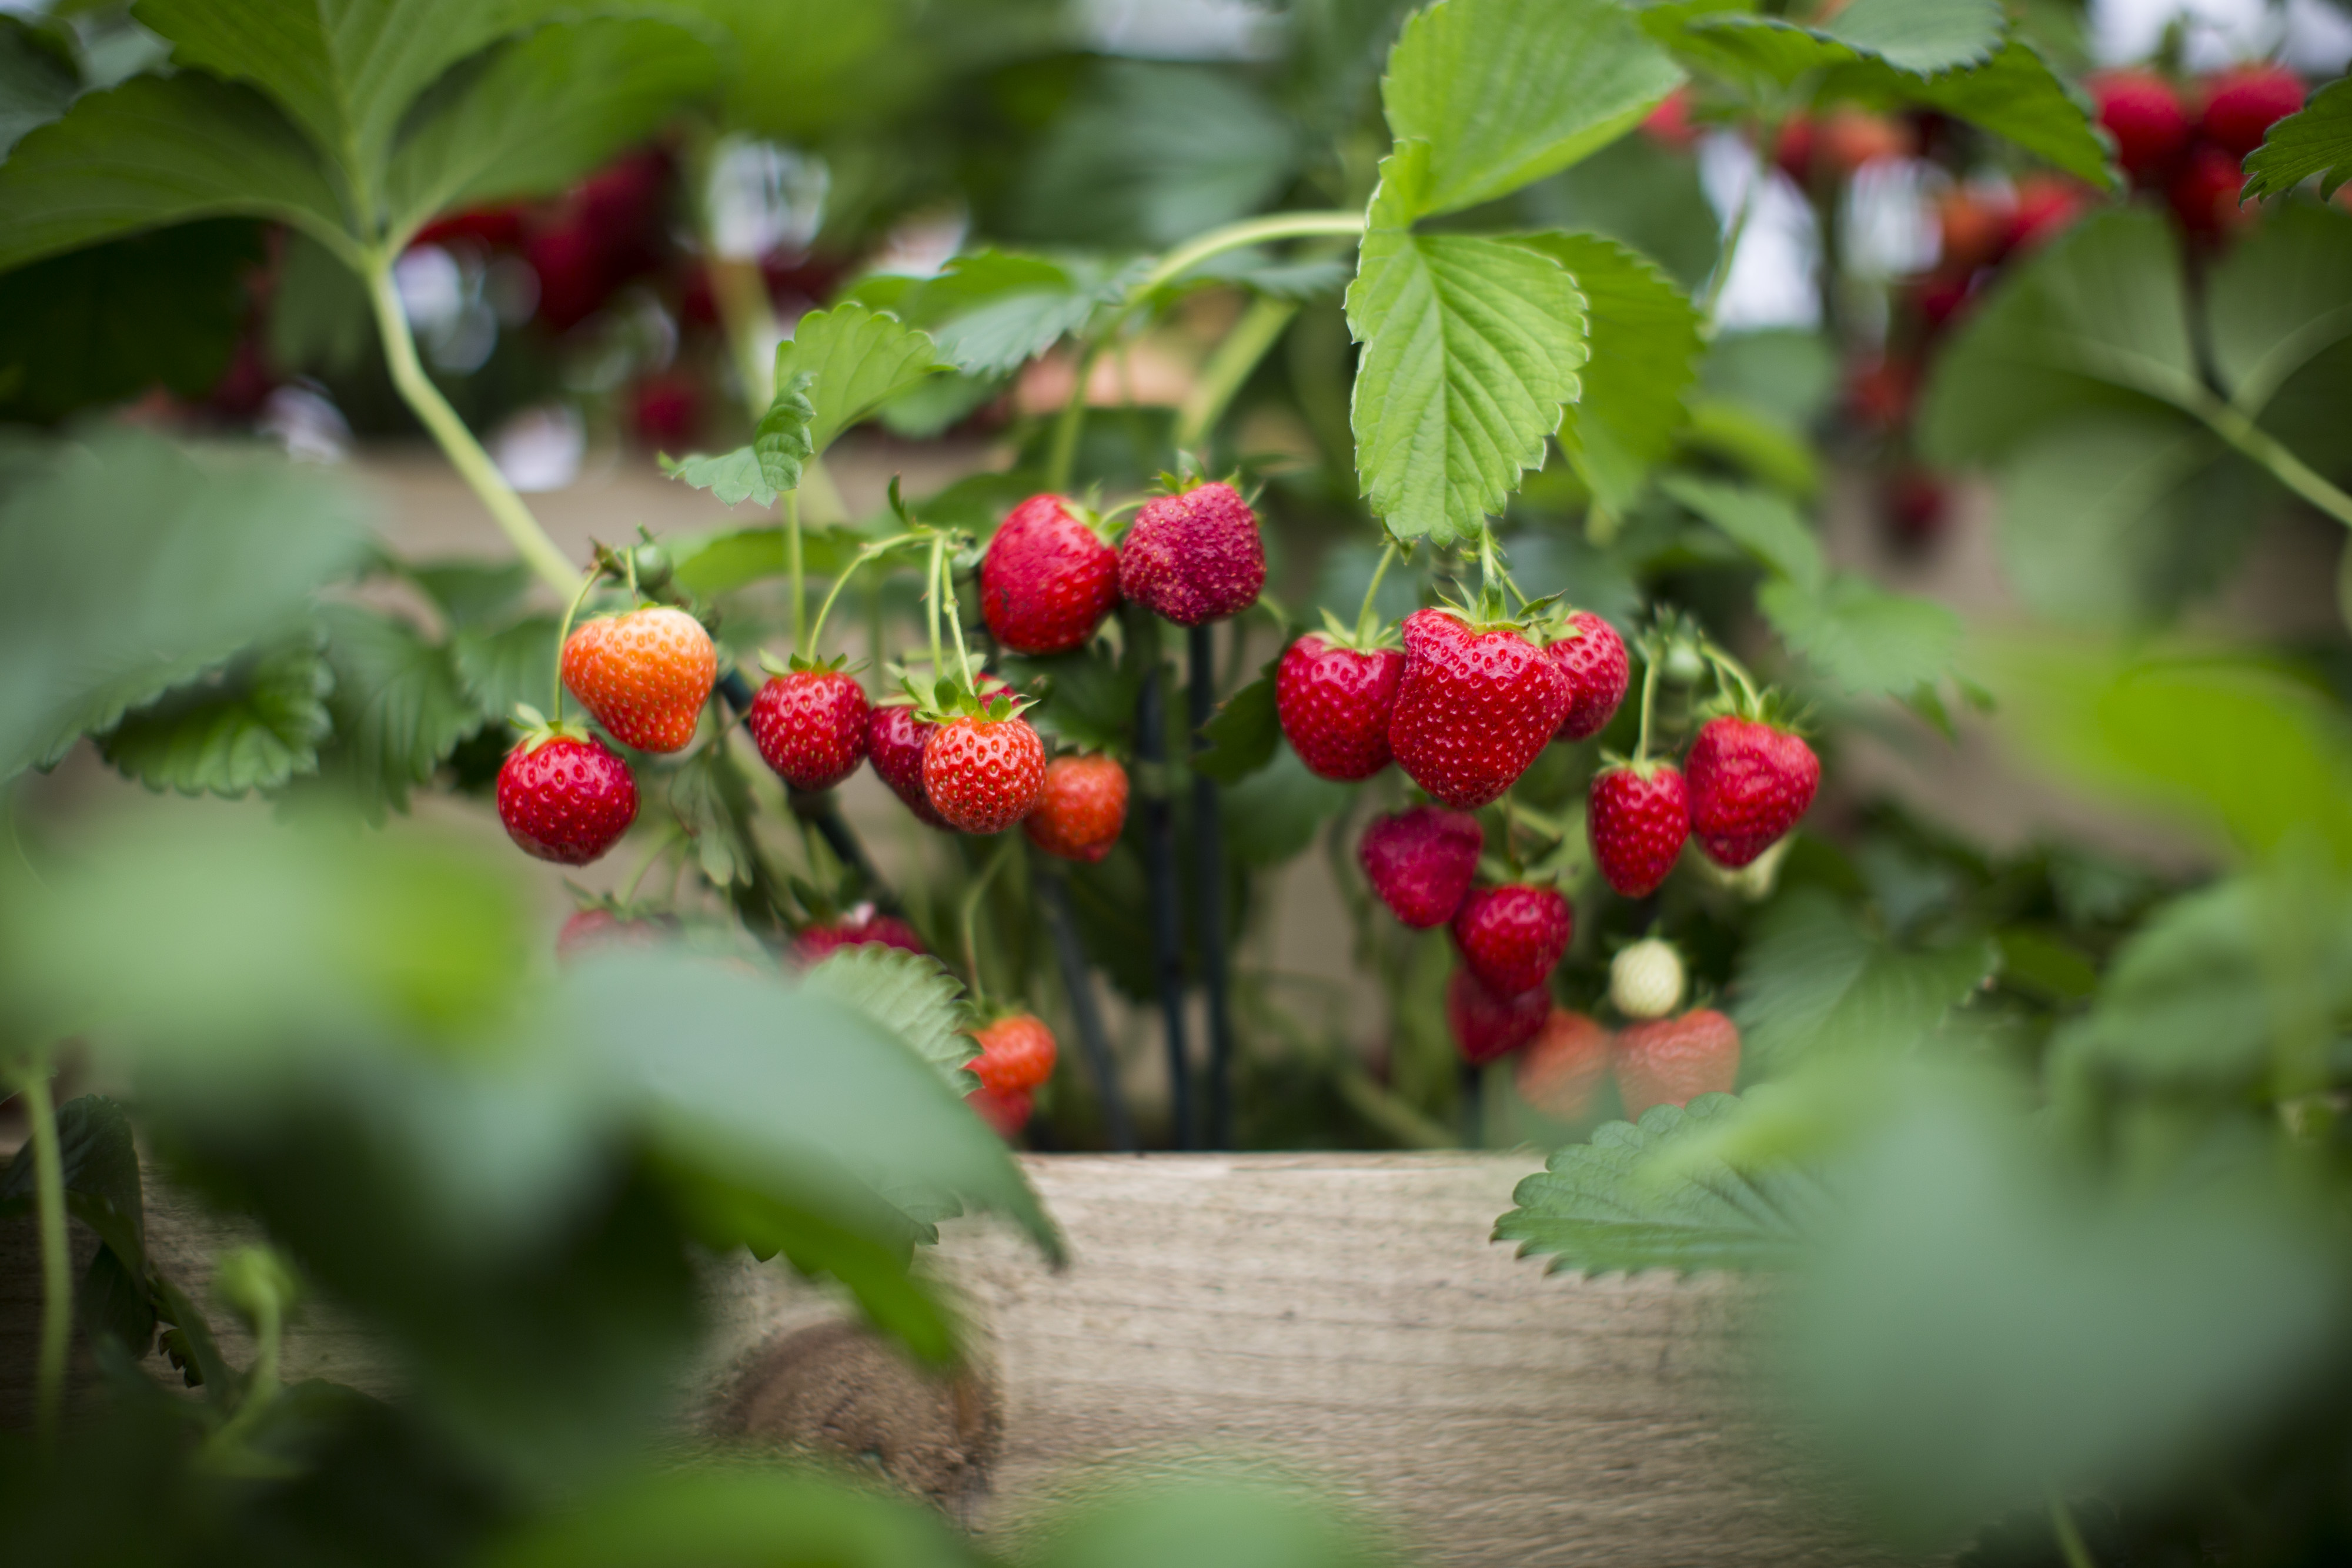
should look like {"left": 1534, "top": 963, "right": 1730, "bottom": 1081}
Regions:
{"left": 1276, "top": 633, "right": 1404, "bottom": 781}
{"left": 1451, "top": 884, "right": 1572, "bottom": 997}
{"left": 1357, "top": 805, "right": 1483, "bottom": 928}
{"left": 1587, "top": 762, "right": 1689, "bottom": 898}
{"left": 1387, "top": 608, "right": 1571, "bottom": 809}
{"left": 749, "top": 668, "right": 870, "bottom": 792}
{"left": 560, "top": 606, "right": 716, "bottom": 753}
{"left": 1685, "top": 715, "right": 1819, "bottom": 868}
{"left": 1547, "top": 611, "right": 1629, "bottom": 741}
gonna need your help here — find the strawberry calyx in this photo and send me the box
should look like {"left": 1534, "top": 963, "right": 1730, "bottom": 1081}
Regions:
{"left": 1309, "top": 606, "right": 1402, "bottom": 654}
{"left": 1431, "top": 583, "right": 1555, "bottom": 640}
{"left": 1596, "top": 747, "right": 1676, "bottom": 781}
{"left": 759, "top": 648, "right": 863, "bottom": 678}
{"left": 510, "top": 704, "right": 596, "bottom": 756}
{"left": 913, "top": 670, "right": 1036, "bottom": 726}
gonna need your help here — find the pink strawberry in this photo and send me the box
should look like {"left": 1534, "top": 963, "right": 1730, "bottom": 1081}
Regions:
{"left": 2200, "top": 63, "right": 2304, "bottom": 158}
{"left": 1685, "top": 716, "right": 1818, "bottom": 869}
{"left": 560, "top": 606, "right": 716, "bottom": 753}
{"left": 1613, "top": 1008, "right": 1740, "bottom": 1118}
{"left": 1515, "top": 1009, "right": 1611, "bottom": 1121}
{"left": 1587, "top": 763, "right": 1689, "bottom": 898}
{"left": 981, "top": 493, "right": 1121, "bottom": 654}
{"left": 1451, "top": 884, "right": 1573, "bottom": 997}
{"left": 796, "top": 908, "right": 926, "bottom": 962}
{"left": 749, "top": 668, "right": 870, "bottom": 792}
{"left": 1445, "top": 968, "right": 1551, "bottom": 1065}
{"left": 1023, "top": 754, "right": 1129, "bottom": 863}
{"left": 1357, "top": 805, "right": 1483, "bottom": 928}
{"left": 1547, "top": 611, "right": 1629, "bottom": 741}
{"left": 923, "top": 713, "right": 1048, "bottom": 834}
{"left": 1117, "top": 481, "right": 1265, "bottom": 626}
{"left": 1275, "top": 633, "right": 1404, "bottom": 781}
{"left": 867, "top": 703, "right": 950, "bottom": 827}
{"left": 497, "top": 732, "right": 637, "bottom": 865}
{"left": 1387, "top": 607, "right": 1571, "bottom": 808}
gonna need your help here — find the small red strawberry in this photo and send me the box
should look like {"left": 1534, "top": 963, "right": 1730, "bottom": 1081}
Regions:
{"left": 1515, "top": 1009, "right": 1611, "bottom": 1121}
{"left": 982, "top": 493, "right": 1121, "bottom": 654}
{"left": 1023, "top": 753, "right": 1128, "bottom": 862}
{"left": 1387, "top": 607, "right": 1572, "bottom": 809}
{"left": 1685, "top": 715, "right": 1819, "bottom": 869}
{"left": 1587, "top": 762, "right": 1689, "bottom": 898}
{"left": 749, "top": 667, "right": 870, "bottom": 792}
{"left": 1613, "top": 1008, "right": 1740, "bottom": 1118}
{"left": 1547, "top": 611, "right": 1629, "bottom": 741}
{"left": 1357, "top": 805, "right": 1483, "bottom": 928}
{"left": 2168, "top": 142, "right": 2254, "bottom": 238}
{"left": 560, "top": 606, "right": 716, "bottom": 753}
{"left": 1445, "top": 968, "right": 1551, "bottom": 1065}
{"left": 1451, "top": 884, "right": 1572, "bottom": 997}
{"left": 2200, "top": 64, "right": 2304, "bottom": 158}
{"left": 497, "top": 728, "right": 637, "bottom": 865}
{"left": 1118, "top": 480, "right": 1265, "bottom": 626}
{"left": 971, "top": 1012, "right": 1057, "bottom": 1094}
{"left": 2007, "top": 174, "right": 2087, "bottom": 252}
{"left": 867, "top": 702, "right": 950, "bottom": 827}
{"left": 796, "top": 907, "right": 926, "bottom": 962}
{"left": 1275, "top": 631, "right": 1404, "bottom": 781}
{"left": 923, "top": 712, "right": 1048, "bottom": 834}
{"left": 967, "top": 1085, "right": 1033, "bottom": 1138}
{"left": 2089, "top": 69, "right": 2191, "bottom": 184}
{"left": 556, "top": 907, "right": 664, "bottom": 961}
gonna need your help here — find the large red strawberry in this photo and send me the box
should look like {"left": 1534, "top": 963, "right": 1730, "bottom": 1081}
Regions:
{"left": 1451, "top": 884, "right": 1572, "bottom": 997}
{"left": 1547, "top": 611, "right": 1629, "bottom": 741}
{"left": 1515, "top": 1009, "right": 1611, "bottom": 1121}
{"left": 561, "top": 606, "right": 716, "bottom": 753}
{"left": 749, "top": 667, "right": 870, "bottom": 792}
{"left": 1685, "top": 715, "right": 1818, "bottom": 869}
{"left": 923, "top": 712, "right": 1048, "bottom": 834}
{"left": 2088, "top": 70, "right": 2190, "bottom": 184}
{"left": 1118, "top": 480, "right": 1265, "bottom": 626}
{"left": 971, "top": 1012, "right": 1058, "bottom": 1095}
{"left": 1023, "top": 753, "right": 1128, "bottom": 862}
{"left": 2200, "top": 64, "right": 2305, "bottom": 158}
{"left": 1445, "top": 968, "right": 1551, "bottom": 1065}
{"left": 497, "top": 730, "right": 637, "bottom": 865}
{"left": 1387, "top": 607, "right": 1571, "bottom": 808}
{"left": 796, "top": 908, "right": 926, "bottom": 963}
{"left": 1357, "top": 805, "right": 1483, "bottom": 928}
{"left": 1275, "top": 632, "right": 1404, "bottom": 781}
{"left": 982, "top": 493, "right": 1121, "bottom": 654}
{"left": 1613, "top": 1008, "right": 1740, "bottom": 1118}
{"left": 1587, "top": 763, "right": 1689, "bottom": 898}
{"left": 867, "top": 703, "right": 950, "bottom": 827}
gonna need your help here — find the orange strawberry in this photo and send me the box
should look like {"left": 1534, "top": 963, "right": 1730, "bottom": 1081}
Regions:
{"left": 560, "top": 606, "right": 715, "bottom": 753}
{"left": 1023, "top": 754, "right": 1129, "bottom": 862}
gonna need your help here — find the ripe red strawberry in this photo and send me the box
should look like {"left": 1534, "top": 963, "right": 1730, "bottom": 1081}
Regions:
{"left": 2168, "top": 142, "right": 2253, "bottom": 238}
{"left": 560, "top": 606, "right": 716, "bottom": 753}
{"left": 1118, "top": 481, "right": 1265, "bottom": 626}
{"left": 971, "top": 1012, "right": 1057, "bottom": 1094}
{"left": 1515, "top": 1009, "right": 1611, "bottom": 1121}
{"left": 1276, "top": 633, "right": 1404, "bottom": 781}
{"left": 1587, "top": 763, "right": 1689, "bottom": 898}
{"left": 1547, "top": 611, "right": 1629, "bottom": 742}
{"left": 981, "top": 493, "right": 1121, "bottom": 654}
{"left": 2089, "top": 70, "right": 2191, "bottom": 184}
{"left": 1023, "top": 753, "right": 1129, "bottom": 862}
{"left": 1451, "top": 884, "right": 1572, "bottom": 997}
{"left": 1613, "top": 1008, "right": 1740, "bottom": 1119}
{"left": 497, "top": 732, "right": 637, "bottom": 865}
{"left": 1445, "top": 968, "right": 1551, "bottom": 1066}
{"left": 867, "top": 703, "right": 950, "bottom": 827}
{"left": 2007, "top": 175, "right": 2087, "bottom": 252}
{"left": 923, "top": 713, "right": 1047, "bottom": 834}
{"left": 1685, "top": 715, "right": 1819, "bottom": 869}
{"left": 2201, "top": 64, "right": 2305, "bottom": 158}
{"left": 1357, "top": 805, "right": 1482, "bottom": 928}
{"left": 1387, "top": 607, "right": 1572, "bottom": 808}
{"left": 749, "top": 668, "right": 870, "bottom": 792}
{"left": 796, "top": 908, "right": 926, "bottom": 963}
{"left": 967, "top": 1085, "right": 1033, "bottom": 1138}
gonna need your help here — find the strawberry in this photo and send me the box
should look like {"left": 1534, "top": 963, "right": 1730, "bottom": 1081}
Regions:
{"left": 749, "top": 667, "right": 870, "bottom": 793}
{"left": 923, "top": 712, "right": 1048, "bottom": 834}
{"left": 1118, "top": 480, "right": 1265, "bottom": 626}
{"left": 2088, "top": 70, "right": 2190, "bottom": 184}
{"left": 981, "top": 493, "right": 1121, "bottom": 654}
{"left": 556, "top": 907, "right": 663, "bottom": 961}
{"left": 1515, "top": 1009, "right": 1611, "bottom": 1121}
{"left": 1587, "top": 763, "right": 1689, "bottom": 898}
{"left": 971, "top": 1012, "right": 1058, "bottom": 1094}
{"left": 1387, "top": 607, "right": 1571, "bottom": 809}
{"left": 560, "top": 606, "right": 716, "bottom": 753}
{"left": 1613, "top": 1008, "right": 1740, "bottom": 1118}
{"left": 1547, "top": 611, "right": 1629, "bottom": 742}
{"left": 2007, "top": 175, "right": 2087, "bottom": 252}
{"left": 1608, "top": 938, "right": 1686, "bottom": 1021}
{"left": 796, "top": 908, "right": 925, "bottom": 962}
{"left": 1451, "top": 884, "right": 1572, "bottom": 997}
{"left": 1445, "top": 968, "right": 1551, "bottom": 1066}
{"left": 1813, "top": 107, "right": 1912, "bottom": 175}
{"left": 867, "top": 702, "right": 950, "bottom": 827}
{"left": 1357, "top": 805, "right": 1483, "bottom": 928}
{"left": 497, "top": 730, "right": 637, "bottom": 865}
{"left": 967, "top": 1085, "right": 1033, "bottom": 1138}
{"left": 1275, "top": 632, "right": 1404, "bottom": 781}
{"left": 1023, "top": 753, "right": 1129, "bottom": 862}
{"left": 2200, "top": 64, "right": 2305, "bottom": 158}
{"left": 1685, "top": 715, "right": 1819, "bottom": 869}
{"left": 2168, "top": 142, "right": 2253, "bottom": 238}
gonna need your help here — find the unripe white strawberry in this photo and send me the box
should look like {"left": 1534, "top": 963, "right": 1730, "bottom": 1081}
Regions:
{"left": 1609, "top": 938, "right": 1685, "bottom": 1021}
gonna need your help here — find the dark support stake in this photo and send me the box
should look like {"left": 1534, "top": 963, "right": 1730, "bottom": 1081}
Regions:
{"left": 1188, "top": 623, "right": 1235, "bottom": 1151}
{"left": 1036, "top": 868, "right": 1136, "bottom": 1153}
{"left": 719, "top": 669, "right": 896, "bottom": 911}
{"left": 1459, "top": 1059, "right": 1484, "bottom": 1150}
{"left": 1134, "top": 646, "right": 1192, "bottom": 1150}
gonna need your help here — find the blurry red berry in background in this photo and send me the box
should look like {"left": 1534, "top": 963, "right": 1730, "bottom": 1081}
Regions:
{"left": 679, "top": 260, "right": 720, "bottom": 327}
{"left": 2200, "top": 63, "right": 2306, "bottom": 158}
{"left": 1847, "top": 356, "right": 1919, "bottom": 432}
{"left": 1774, "top": 115, "right": 1816, "bottom": 183}
{"left": 205, "top": 333, "right": 278, "bottom": 420}
{"left": 526, "top": 223, "right": 610, "bottom": 331}
{"left": 1913, "top": 273, "right": 1977, "bottom": 333}
{"left": 760, "top": 250, "right": 847, "bottom": 308}
{"left": 630, "top": 370, "right": 701, "bottom": 449}
{"left": 1882, "top": 467, "right": 1952, "bottom": 551}
{"left": 1816, "top": 108, "right": 1913, "bottom": 176}
{"left": 524, "top": 149, "right": 674, "bottom": 332}
{"left": 2169, "top": 142, "right": 2254, "bottom": 238}
{"left": 1641, "top": 87, "right": 1699, "bottom": 151}
{"left": 2008, "top": 175, "right": 2089, "bottom": 252}
{"left": 1937, "top": 187, "right": 2014, "bottom": 272}
{"left": 414, "top": 205, "right": 528, "bottom": 252}
{"left": 2089, "top": 70, "right": 2191, "bottom": 185}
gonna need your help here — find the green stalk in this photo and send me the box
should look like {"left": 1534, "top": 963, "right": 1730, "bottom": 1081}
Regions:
{"left": 2188, "top": 389, "right": 2352, "bottom": 531}
{"left": 366, "top": 262, "right": 578, "bottom": 596}
{"left": 958, "top": 835, "right": 1019, "bottom": 1004}
{"left": 1173, "top": 296, "right": 1299, "bottom": 454}
{"left": 807, "top": 535, "right": 921, "bottom": 657}
{"left": 1045, "top": 338, "right": 1105, "bottom": 495}
{"left": 550, "top": 567, "right": 603, "bottom": 718}
{"left": 1355, "top": 540, "right": 1400, "bottom": 640}
{"left": 1700, "top": 119, "right": 1782, "bottom": 331}
{"left": 21, "top": 1065, "right": 66, "bottom": 1450}
{"left": 924, "top": 534, "right": 947, "bottom": 687}
{"left": 1632, "top": 641, "right": 1662, "bottom": 767}
{"left": 2047, "top": 1487, "right": 2097, "bottom": 1568}
{"left": 1135, "top": 210, "right": 1367, "bottom": 295}
{"left": 786, "top": 490, "right": 807, "bottom": 657}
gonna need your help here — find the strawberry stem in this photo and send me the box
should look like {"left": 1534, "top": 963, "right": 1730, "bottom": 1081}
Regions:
{"left": 15, "top": 1057, "right": 66, "bottom": 1452}
{"left": 924, "top": 534, "right": 947, "bottom": 690}
{"left": 1355, "top": 540, "right": 1401, "bottom": 640}
{"left": 807, "top": 533, "right": 923, "bottom": 660}
{"left": 1045, "top": 338, "right": 1105, "bottom": 494}
{"left": 1633, "top": 636, "right": 1663, "bottom": 767}
{"left": 958, "top": 834, "right": 1020, "bottom": 1005}
{"left": 786, "top": 490, "right": 807, "bottom": 658}
{"left": 550, "top": 565, "right": 604, "bottom": 719}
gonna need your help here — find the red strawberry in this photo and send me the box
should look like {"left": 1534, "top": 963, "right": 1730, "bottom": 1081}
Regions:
{"left": 1275, "top": 633, "right": 1404, "bottom": 781}
{"left": 982, "top": 493, "right": 1121, "bottom": 654}
{"left": 1515, "top": 1009, "right": 1611, "bottom": 1121}
{"left": 1118, "top": 481, "right": 1265, "bottom": 626}
{"left": 1445, "top": 968, "right": 1551, "bottom": 1065}
{"left": 1387, "top": 608, "right": 1571, "bottom": 808}
{"left": 967, "top": 1085, "right": 1033, "bottom": 1138}
{"left": 1451, "top": 884, "right": 1572, "bottom": 997}
{"left": 749, "top": 668, "right": 870, "bottom": 792}
{"left": 556, "top": 907, "right": 664, "bottom": 961}
{"left": 1640, "top": 87, "right": 1698, "bottom": 151}
{"left": 2007, "top": 175, "right": 2087, "bottom": 252}
{"left": 560, "top": 606, "right": 716, "bottom": 753}
{"left": 796, "top": 908, "right": 926, "bottom": 963}
{"left": 971, "top": 1012, "right": 1058, "bottom": 1094}
{"left": 1023, "top": 753, "right": 1128, "bottom": 862}
{"left": 1357, "top": 805, "right": 1483, "bottom": 928}
{"left": 1587, "top": 763, "right": 1689, "bottom": 898}
{"left": 2168, "top": 142, "right": 2253, "bottom": 238}
{"left": 923, "top": 713, "right": 1048, "bottom": 834}
{"left": 2200, "top": 64, "right": 2305, "bottom": 158}
{"left": 497, "top": 733, "right": 637, "bottom": 865}
{"left": 1613, "top": 1008, "right": 1740, "bottom": 1118}
{"left": 1685, "top": 716, "right": 1819, "bottom": 868}
{"left": 867, "top": 703, "right": 950, "bottom": 827}
{"left": 2089, "top": 70, "right": 2191, "bottom": 184}
{"left": 1547, "top": 611, "right": 1629, "bottom": 742}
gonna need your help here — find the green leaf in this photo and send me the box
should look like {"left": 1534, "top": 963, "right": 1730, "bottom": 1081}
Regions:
{"left": 98, "top": 635, "right": 335, "bottom": 798}
{"left": 1862, "top": 39, "right": 2111, "bottom": 188}
{"left": 405, "top": 557, "right": 535, "bottom": 634}
{"left": 477, "top": 1467, "right": 971, "bottom": 1568}
{"left": 1756, "top": 576, "right": 1963, "bottom": 702}
{"left": 1676, "top": 397, "right": 1822, "bottom": 495}
{"left": 666, "top": 521, "right": 869, "bottom": 599}
{"left": 660, "top": 446, "right": 774, "bottom": 510}
{"left": 2243, "top": 73, "right": 2352, "bottom": 200}
{"left": 751, "top": 368, "right": 818, "bottom": 500}
{"left": 315, "top": 603, "right": 479, "bottom": 817}
{"left": 894, "top": 249, "right": 1139, "bottom": 376}
{"left": 1733, "top": 889, "right": 1997, "bottom": 1068}
{"left": 801, "top": 943, "right": 980, "bottom": 1092}
{"left": 449, "top": 615, "right": 558, "bottom": 726}
{"left": 1346, "top": 153, "right": 1589, "bottom": 543}
{"left": 1381, "top": 0, "right": 1683, "bottom": 220}
{"left": 1661, "top": 474, "right": 1825, "bottom": 589}
{"left": 267, "top": 228, "right": 374, "bottom": 377}
{"left": 1818, "top": 0, "right": 2002, "bottom": 73}
{"left": 665, "top": 747, "right": 755, "bottom": 890}
{"left": 2203, "top": 201, "right": 2352, "bottom": 417}
{"left": 774, "top": 303, "right": 946, "bottom": 458}
{"left": 1222, "top": 747, "right": 1353, "bottom": 867}
{"left": 1495, "top": 1095, "right": 1816, "bottom": 1276}
{"left": 1196, "top": 663, "right": 1281, "bottom": 785}
{"left": 0, "top": 16, "right": 78, "bottom": 159}
{"left": 996, "top": 647, "right": 1140, "bottom": 755}
{"left": 1518, "top": 131, "right": 1723, "bottom": 293}
{"left": 0, "top": 1095, "right": 145, "bottom": 1267}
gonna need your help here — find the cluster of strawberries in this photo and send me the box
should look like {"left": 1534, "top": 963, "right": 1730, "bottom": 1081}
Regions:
{"left": 2090, "top": 62, "right": 2308, "bottom": 239}
{"left": 1514, "top": 939, "right": 1742, "bottom": 1125}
